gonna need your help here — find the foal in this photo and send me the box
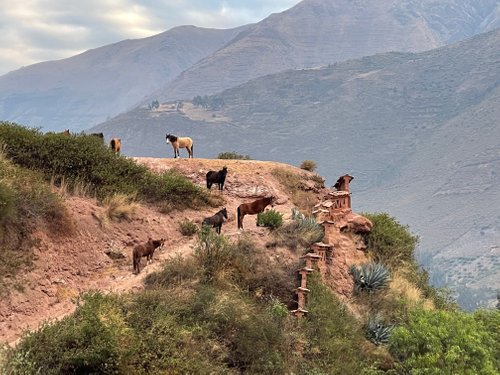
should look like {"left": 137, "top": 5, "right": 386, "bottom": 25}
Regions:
{"left": 202, "top": 207, "right": 228, "bottom": 234}
{"left": 133, "top": 238, "right": 165, "bottom": 274}
{"left": 206, "top": 167, "right": 228, "bottom": 190}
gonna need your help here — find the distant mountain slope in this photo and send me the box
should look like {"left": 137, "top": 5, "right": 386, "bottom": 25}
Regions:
{"left": 93, "top": 28, "right": 500, "bottom": 309}
{"left": 154, "top": 0, "right": 500, "bottom": 102}
{"left": 0, "top": 25, "right": 247, "bottom": 131}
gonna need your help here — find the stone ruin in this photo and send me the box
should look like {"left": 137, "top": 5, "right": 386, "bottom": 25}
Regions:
{"left": 292, "top": 174, "right": 368, "bottom": 316}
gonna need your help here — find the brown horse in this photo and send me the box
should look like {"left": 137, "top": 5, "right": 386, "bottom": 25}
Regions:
{"left": 237, "top": 196, "right": 275, "bottom": 229}
{"left": 202, "top": 207, "right": 228, "bottom": 234}
{"left": 166, "top": 134, "right": 193, "bottom": 158}
{"left": 133, "top": 238, "right": 165, "bottom": 274}
{"left": 61, "top": 129, "right": 71, "bottom": 136}
{"left": 110, "top": 138, "right": 121, "bottom": 154}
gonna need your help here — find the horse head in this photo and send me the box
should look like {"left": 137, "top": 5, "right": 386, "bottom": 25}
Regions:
{"left": 165, "top": 134, "right": 177, "bottom": 143}
{"left": 220, "top": 207, "right": 228, "bottom": 220}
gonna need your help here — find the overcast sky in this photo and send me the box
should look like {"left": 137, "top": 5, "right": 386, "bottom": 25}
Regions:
{"left": 0, "top": 0, "right": 299, "bottom": 76}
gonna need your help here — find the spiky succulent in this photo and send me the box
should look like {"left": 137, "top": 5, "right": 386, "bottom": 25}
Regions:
{"left": 365, "top": 315, "right": 393, "bottom": 345}
{"left": 349, "top": 262, "right": 390, "bottom": 293}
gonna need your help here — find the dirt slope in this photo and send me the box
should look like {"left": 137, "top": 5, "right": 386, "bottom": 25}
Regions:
{"left": 0, "top": 157, "right": 369, "bottom": 345}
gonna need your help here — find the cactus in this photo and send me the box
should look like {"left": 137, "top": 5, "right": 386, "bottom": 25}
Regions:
{"left": 365, "top": 315, "right": 393, "bottom": 345}
{"left": 349, "top": 262, "right": 390, "bottom": 293}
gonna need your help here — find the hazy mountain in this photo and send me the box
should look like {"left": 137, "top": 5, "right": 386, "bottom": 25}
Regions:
{"left": 0, "top": 25, "right": 247, "bottom": 132}
{"left": 154, "top": 0, "right": 500, "bottom": 102}
{"left": 1, "top": 0, "right": 498, "bottom": 133}
{"left": 93, "top": 29, "right": 500, "bottom": 309}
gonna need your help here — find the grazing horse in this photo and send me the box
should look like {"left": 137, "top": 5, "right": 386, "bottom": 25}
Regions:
{"left": 166, "top": 133, "right": 193, "bottom": 158}
{"left": 90, "top": 132, "right": 104, "bottom": 142}
{"left": 237, "top": 196, "right": 275, "bottom": 229}
{"left": 133, "top": 238, "right": 165, "bottom": 274}
{"left": 206, "top": 167, "right": 228, "bottom": 190}
{"left": 110, "top": 138, "right": 121, "bottom": 154}
{"left": 202, "top": 207, "right": 228, "bottom": 234}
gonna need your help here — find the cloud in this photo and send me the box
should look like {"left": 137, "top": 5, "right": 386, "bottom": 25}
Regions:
{"left": 0, "top": 0, "right": 298, "bottom": 75}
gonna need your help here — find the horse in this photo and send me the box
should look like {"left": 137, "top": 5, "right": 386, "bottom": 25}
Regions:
{"left": 110, "top": 138, "right": 121, "bottom": 154}
{"left": 133, "top": 238, "right": 165, "bottom": 274}
{"left": 61, "top": 129, "right": 71, "bottom": 136}
{"left": 166, "top": 133, "right": 193, "bottom": 158}
{"left": 206, "top": 167, "right": 228, "bottom": 190}
{"left": 237, "top": 196, "right": 275, "bottom": 229}
{"left": 202, "top": 207, "right": 228, "bottom": 234}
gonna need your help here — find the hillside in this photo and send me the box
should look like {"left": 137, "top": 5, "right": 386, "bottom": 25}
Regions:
{"left": 1, "top": 0, "right": 498, "bottom": 133}
{"left": 0, "top": 158, "right": 329, "bottom": 345}
{"left": 93, "top": 29, "right": 500, "bottom": 309}
{"left": 154, "top": 0, "right": 500, "bottom": 101}
{"left": 0, "top": 25, "right": 247, "bottom": 132}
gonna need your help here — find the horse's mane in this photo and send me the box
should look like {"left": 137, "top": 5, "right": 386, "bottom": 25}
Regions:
{"left": 166, "top": 134, "right": 178, "bottom": 142}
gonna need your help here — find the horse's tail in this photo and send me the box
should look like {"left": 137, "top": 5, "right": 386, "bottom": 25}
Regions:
{"left": 237, "top": 206, "right": 241, "bottom": 229}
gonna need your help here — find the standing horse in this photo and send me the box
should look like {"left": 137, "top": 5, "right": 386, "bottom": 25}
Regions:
{"left": 133, "top": 238, "right": 165, "bottom": 274}
{"left": 237, "top": 196, "right": 275, "bottom": 229}
{"left": 206, "top": 167, "right": 228, "bottom": 190}
{"left": 110, "top": 138, "right": 121, "bottom": 154}
{"left": 166, "top": 134, "right": 193, "bottom": 158}
{"left": 202, "top": 207, "right": 228, "bottom": 234}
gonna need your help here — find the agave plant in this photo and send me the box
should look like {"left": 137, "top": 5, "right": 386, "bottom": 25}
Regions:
{"left": 349, "top": 262, "right": 390, "bottom": 293}
{"left": 365, "top": 315, "right": 393, "bottom": 345}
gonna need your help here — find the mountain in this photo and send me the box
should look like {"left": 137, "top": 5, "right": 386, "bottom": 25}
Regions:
{"left": 153, "top": 0, "right": 500, "bottom": 102}
{"left": 92, "top": 28, "right": 500, "bottom": 309}
{"left": 0, "top": 25, "right": 247, "bottom": 131}
{"left": 1, "top": 0, "right": 499, "bottom": 133}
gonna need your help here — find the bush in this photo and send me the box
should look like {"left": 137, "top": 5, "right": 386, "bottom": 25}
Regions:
{"left": 362, "top": 213, "right": 419, "bottom": 269}
{"left": 102, "top": 193, "right": 138, "bottom": 222}
{"left": 144, "top": 253, "right": 198, "bottom": 288}
{"left": 365, "top": 315, "right": 393, "bottom": 345}
{"left": 216, "top": 151, "right": 251, "bottom": 160}
{"left": 300, "top": 160, "right": 317, "bottom": 172}
{"left": 256, "top": 209, "right": 283, "bottom": 229}
{"left": 390, "top": 308, "right": 498, "bottom": 374}
{"left": 179, "top": 219, "right": 198, "bottom": 236}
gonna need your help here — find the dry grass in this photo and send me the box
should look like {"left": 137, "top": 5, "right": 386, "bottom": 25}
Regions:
{"left": 102, "top": 193, "right": 139, "bottom": 222}
{"left": 388, "top": 272, "right": 434, "bottom": 310}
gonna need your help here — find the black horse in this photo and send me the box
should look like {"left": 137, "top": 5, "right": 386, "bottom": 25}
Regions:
{"left": 206, "top": 167, "right": 228, "bottom": 190}
{"left": 202, "top": 207, "right": 228, "bottom": 234}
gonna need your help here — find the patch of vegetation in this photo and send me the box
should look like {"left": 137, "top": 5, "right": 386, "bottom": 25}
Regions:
{"left": 272, "top": 167, "right": 323, "bottom": 214}
{"left": 256, "top": 209, "right": 283, "bottom": 229}
{"left": 102, "top": 193, "right": 138, "bottom": 222}
{"left": 272, "top": 208, "right": 324, "bottom": 251}
{"left": 216, "top": 151, "right": 251, "bottom": 160}
{"left": 364, "top": 315, "right": 393, "bottom": 345}
{"left": 0, "top": 122, "right": 214, "bottom": 210}
{"left": 299, "top": 159, "right": 317, "bottom": 172}
{"left": 179, "top": 219, "right": 198, "bottom": 236}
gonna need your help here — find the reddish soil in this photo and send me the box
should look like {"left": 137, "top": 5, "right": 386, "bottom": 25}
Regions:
{"left": 0, "top": 158, "right": 368, "bottom": 345}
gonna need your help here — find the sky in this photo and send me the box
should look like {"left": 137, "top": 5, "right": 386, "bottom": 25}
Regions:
{"left": 0, "top": 0, "right": 299, "bottom": 76}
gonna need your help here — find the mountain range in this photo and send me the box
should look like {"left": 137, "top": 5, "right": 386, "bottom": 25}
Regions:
{"left": 1, "top": 0, "right": 499, "bottom": 131}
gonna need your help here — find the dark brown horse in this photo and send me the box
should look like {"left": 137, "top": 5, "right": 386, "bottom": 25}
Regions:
{"left": 237, "top": 196, "right": 275, "bottom": 229}
{"left": 202, "top": 207, "right": 228, "bottom": 234}
{"left": 90, "top": 132, "right": 104, "bottom": 142}
{"left": 206, "top": 167, "right": 228, "bottom": 190}
{"left": 133, "top": 238, "right": 165, "bottom": 274}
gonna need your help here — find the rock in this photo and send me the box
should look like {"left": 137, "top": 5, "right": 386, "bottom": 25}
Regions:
{"left": 345, "top": 213, "right": 373, "bottom": 234}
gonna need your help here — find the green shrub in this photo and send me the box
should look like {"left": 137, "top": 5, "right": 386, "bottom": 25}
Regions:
{"left": 144, "top": 253, "right": 198, "bottom": 288}
{"left": 257, "top": 209, "right": 283, "bottom": 229}
{"left": 179, "top": 219, "right": 198, "bottom": 236}
{"left": 194, "top": 228, "right": 233, "bottom": 283}
{"left": 350, "top": 263, "right": 390, "bottom": 294}
{"left": 390, "top": 308, "right": 498, "bottom": 374}
{"left": 2, "top": 292, "right": 127, "bottom": 375}
{"left": 300, "top": 160, "right": 317, "bottom": 172}
{"left": 217, "top": 151, "right": 251, "bottom": 160}
{"left": 0, "top": 122, "right": 212, "bottom": 210}
{"left": 362, "top": 213, "right": 419, "bottom": 269}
